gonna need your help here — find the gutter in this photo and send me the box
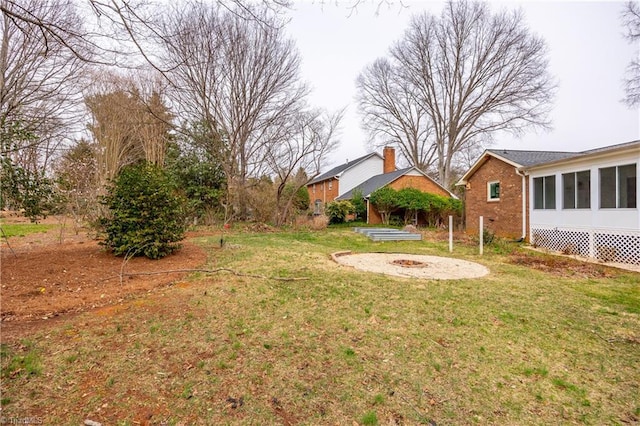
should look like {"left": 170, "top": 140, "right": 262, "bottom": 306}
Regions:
{"left": 515, "top": 168, "right": 527, "bottom": 241}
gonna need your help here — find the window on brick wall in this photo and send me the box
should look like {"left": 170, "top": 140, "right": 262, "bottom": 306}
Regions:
{"left": 600, "top": 164, "right": 637, "bottom": 208}
{"left": 487, "top": 181, "right": 500, "bottom": 201}
{"left": 533, "top": 175, "right": 556, "bottom": 209}
{"left": 314, "top": 199, "right": 323, "bottom": 215}
{"left": 328, "top": 180, "right": 333, "bottom": 190}
{"left": 562, "top": 170, "right": 590, "bottom": 209}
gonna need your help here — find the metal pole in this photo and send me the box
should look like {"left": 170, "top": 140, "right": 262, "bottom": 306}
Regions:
{"left": 449, "top": 215, "right": 453, "bottom": 253}
{"left": 479, "top": 216, "right": 484, "bottom": 255}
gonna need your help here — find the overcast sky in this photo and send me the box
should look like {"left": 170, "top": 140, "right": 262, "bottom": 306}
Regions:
{"left": 285, "top": 1, "right": 640, "bottom": 169}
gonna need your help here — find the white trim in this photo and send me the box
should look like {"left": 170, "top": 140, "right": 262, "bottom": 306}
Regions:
{"left": 457, "top": 150, "right": 524, "bottom": 186}
{"left": 523, "top": 141, "right": 640, "bottom": 172}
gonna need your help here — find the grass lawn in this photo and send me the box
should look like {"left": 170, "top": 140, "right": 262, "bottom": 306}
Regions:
{"left": 1, "top": 227, "right": 638, "bottom": 425}
{"left": 0, "top": 222, "right": 56, "bottom": 237}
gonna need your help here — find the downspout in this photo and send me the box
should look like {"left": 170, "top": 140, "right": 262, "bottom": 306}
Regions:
{"left": 515, "top": 168, "right": 527, "bottom": 241}
{"left": 323, "top": 181, "right": 326, "bottom": 207}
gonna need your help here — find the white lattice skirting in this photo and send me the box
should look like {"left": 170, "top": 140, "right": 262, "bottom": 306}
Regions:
{"left": 531, "top": 226, "right": 640, "bottom": 265}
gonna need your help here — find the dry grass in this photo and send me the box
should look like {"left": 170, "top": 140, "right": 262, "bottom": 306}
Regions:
{"left": 1, "top": 227, "right": 639, "bottom": 425}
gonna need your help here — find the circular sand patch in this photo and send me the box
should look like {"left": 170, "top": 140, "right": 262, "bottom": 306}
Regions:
{"left": 332, "top": 252, "right": 489, "bottom": 280}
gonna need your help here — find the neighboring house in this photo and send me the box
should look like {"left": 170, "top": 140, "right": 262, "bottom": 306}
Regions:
{"left": 307, "top": 147, "right": 395, "bottom": 214}
{"left": 456, "top": 149, "right": 576, "bottom": 240}
{"left": 457, "top": 140, "right": 640, "bottom": 265}
{"left": 337, "top": 167, "right": 455, "bottom": 225}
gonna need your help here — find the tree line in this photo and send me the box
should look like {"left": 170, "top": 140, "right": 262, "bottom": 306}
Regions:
{"left": 1, "top": 0, "right": 637, "bottom": 257}
{"left": 0, "top": 1, "right": 341, "bottom": 231}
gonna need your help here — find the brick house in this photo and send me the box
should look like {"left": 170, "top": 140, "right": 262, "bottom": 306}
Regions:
{"left": 456, "top": 149, "right": 576, "bottom": 240}
{"left": 308, "top": 146, "right": 455, "bottom": 224}
{"left": 307, "top": 147, "right": 396, "bottom": 214}
{"left": 457, "top": 141, "right": 639, "bottom": 265}
{"left": 337, "top": 167, "right": 455, "bottom": 225}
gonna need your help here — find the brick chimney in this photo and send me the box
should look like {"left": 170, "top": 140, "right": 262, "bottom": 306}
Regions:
{"left": 383, "top": 146, "right": 396, "bottom": 174}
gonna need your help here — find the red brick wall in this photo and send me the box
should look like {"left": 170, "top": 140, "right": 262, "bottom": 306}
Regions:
{"left": 383, "top": 146, "right": 396, "bottom": 174}
{"left": 389, "top": 175, "right": 450, "bottom": 196}
{"left": 367, "top": 174, "right": 453, "bottom": 224}
{"left": 464, "top": 156, "right": 528, "bottom": 240}
{"left": 307, "top": 178, "right": 340, "bottom": 211}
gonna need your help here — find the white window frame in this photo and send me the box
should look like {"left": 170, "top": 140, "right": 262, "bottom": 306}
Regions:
{"left": 533, "top": 175, "right": 556, "bottom": 210}
{"left": 487, "top": 181, "right": 500, "bottom": 201}
{"left": 562, "top": 170, "right": 591, "bottom": 210}
{"left": 599, "top": 163, "right": 637, "bottom": 209}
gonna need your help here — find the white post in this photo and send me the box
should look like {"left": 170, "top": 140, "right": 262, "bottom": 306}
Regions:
{"left": 479, "top": 216, "right": 484, "bottom": 255}
{"left": 449, "top": 215, "right": 453, "bottom": 253}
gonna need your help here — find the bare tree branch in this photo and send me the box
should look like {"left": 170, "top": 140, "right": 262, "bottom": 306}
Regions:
{"left": 356, "top": 57, "right": 436, "bottom": 171}
{"left": 1, "top": 0, "right": 90, "bottom": 174}
{"left": 622, "top": 1, "right": 640, "bottom": 107}
{"left": 357, "top": 0, "right": 556, "bottom": 187}
{"left": 157, "top": 3, "right": 309, "bottom": 220}
{"left": 265, "top": 108, "right": 344, "bottom": 225}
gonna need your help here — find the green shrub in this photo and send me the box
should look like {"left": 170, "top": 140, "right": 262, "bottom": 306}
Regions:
{"left": 350, "top": 188, "right": 367, "bottom": 220}
{"left": 165, "top": 148, "right": 226, "bottom": 222}
{"left": 483, "top": 227, "right": 496, "bottom": 245}
{"left": 283, "top": 183, "right": 310, "bottom": 213}
{"left": 100, "top": 162, "right": 186, "bottom": 259}
{"left": 325, "top": 200, "right": 354, "bottom": 224}
{"left": 369, "top": 186, "right": 399, "bottom": 225}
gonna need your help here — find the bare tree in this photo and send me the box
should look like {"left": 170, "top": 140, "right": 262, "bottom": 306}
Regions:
{"left": 157, "top": 3, "right": 308, "bottom": 220}
{"left": 357, "top": 0, "right": 555, "bottom": 187}
{"left": 0, "top": 0, "right": 89, "bottom": 174}
{"left": 356, "top": 57, "right": 436, "bottom": 171}
{"left": 86, "top": 72, "right": 172, "bottom": 187}
{"left": 266, "top": 109, "right": 343, "bottom": 225}
{"left": 0, "top": 0, "right": 290, "bottom": 69}
{"left": 622, "top": 1, "right": 640, "bottom": 106}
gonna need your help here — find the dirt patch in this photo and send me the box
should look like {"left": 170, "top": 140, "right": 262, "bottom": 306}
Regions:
{"left": 332, "top": 252, "right": 489, "bottom": 280}
{"left": 507, "top": 252, "right": 618, "bottom": 278}
{"left": 1, "top": 220, "right": 208, "bottom": 340}
{"left": 390, "top": 259, "right": 429, "bottom": 268}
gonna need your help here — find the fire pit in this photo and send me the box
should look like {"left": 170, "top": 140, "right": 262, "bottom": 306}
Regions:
{"left": 331, "top": 252, "right": 490, "bottom": 280}
{"left": 390, "top": 259, "right": 429, "bottom": 268}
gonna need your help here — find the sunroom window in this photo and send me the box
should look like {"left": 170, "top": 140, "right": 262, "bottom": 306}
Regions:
{"left": 534, "top": 175, "right": 556, "bottom": 209}
{"left": 562, "top": 171, "right": 590, "bottom": 209}
{"left": 600, "top": 164, "right": 637, "bottom": 208}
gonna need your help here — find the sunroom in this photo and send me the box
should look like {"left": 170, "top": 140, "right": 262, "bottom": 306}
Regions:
{"left": 524, "top": 141, "right": 639, "bottom": 265}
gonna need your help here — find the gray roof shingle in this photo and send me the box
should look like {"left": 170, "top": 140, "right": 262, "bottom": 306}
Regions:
{"left": 336, "top": 168, "right": 412, "bottom": 200}
{"left": 486, "top": 149, "right": 576, "bottom": 167}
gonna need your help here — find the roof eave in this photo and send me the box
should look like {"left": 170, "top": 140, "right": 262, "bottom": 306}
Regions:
{"left": 522, "top": 141, "right": 640, "bottom": 171}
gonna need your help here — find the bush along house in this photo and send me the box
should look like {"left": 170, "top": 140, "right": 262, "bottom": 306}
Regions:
{"left": 308, "top": 146, "right": 457, "bottom": 224}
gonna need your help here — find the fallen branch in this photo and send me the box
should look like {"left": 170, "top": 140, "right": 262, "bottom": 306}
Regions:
{"left": 109, "top": 268, "right": 309, "bottom": 282}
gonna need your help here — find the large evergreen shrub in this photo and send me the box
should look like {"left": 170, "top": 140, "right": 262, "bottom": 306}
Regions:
{"left": 325, "top": 200, "right": 354, "bottom": 224}
{"left": 101, "top": 162, "right": 186, "bottom": 259}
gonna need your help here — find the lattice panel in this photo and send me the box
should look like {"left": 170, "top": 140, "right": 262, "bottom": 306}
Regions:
{"left": 594, "top": 233, "right": 640, "bottom": 264}
{"left": 531, "top": 228, "right": 590, "bottom": 257}
{"left": 531, "top": 227, "right": 640, "bottom": 265}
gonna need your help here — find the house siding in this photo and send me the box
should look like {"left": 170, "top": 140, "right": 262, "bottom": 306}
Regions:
{"left": 465, "top": 156, "right": 527, "bottom": 240}
{"left": 528, "top": 148, "right": 640, "bottom": 264}
{"left": 307, "top": 155, "right": 385, "bottom": 212}
{"left": 307, "top": 177, "right": 340, "bottom": 212}
{"left": 339, "top": 156, "right": 384, "bottom": 197}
